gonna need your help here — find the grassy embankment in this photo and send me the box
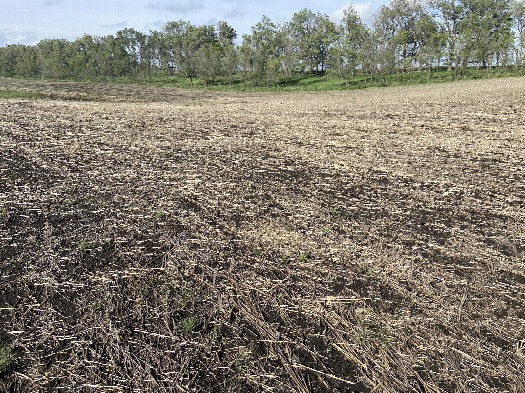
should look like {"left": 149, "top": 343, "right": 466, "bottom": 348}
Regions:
{"left": 3, "top": 66, "right": 525, "bottom": 93}
{"left": 0, "top": 90, "right": 39, "bottom": 99}
{"left": 144, "top": 66, "right": 525, "bottom": 91}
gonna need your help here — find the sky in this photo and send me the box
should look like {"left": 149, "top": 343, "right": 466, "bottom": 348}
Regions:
{"left": 0, "top": 0, "right": 383, "bottom": 47}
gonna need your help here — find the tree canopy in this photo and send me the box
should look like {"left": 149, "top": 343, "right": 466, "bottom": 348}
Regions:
{"left": 1, "top": 0, "right": 523, "bottom": 86}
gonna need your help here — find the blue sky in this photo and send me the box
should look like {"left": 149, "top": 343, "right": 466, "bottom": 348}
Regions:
{"left": 0, "top": 0, "right": 382, "bottom": 47}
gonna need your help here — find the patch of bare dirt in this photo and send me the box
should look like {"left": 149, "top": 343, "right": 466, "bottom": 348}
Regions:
{"left": 1, "top": 77, "right": 524, "bottom": 392}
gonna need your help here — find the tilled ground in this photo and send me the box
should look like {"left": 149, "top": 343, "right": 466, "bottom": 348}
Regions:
{"left": 0, "top": 77, "right": 524, "bottom": 392}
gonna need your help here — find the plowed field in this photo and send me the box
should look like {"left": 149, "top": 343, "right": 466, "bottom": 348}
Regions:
{"left": 1, "top": 77, "right": 524, "bottom": 392}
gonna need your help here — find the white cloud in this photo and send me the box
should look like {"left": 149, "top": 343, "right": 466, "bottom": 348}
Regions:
{"left": 147, "top": 1, "right": 205, "bottom": 15}
{"left": 0, "top": 29, "right": 39, "bottom": 46}
{"left": 101, "top": 21, "right": 128, "bottom": 29}
{"left": 143, "top": 20, "right": 166, "bottom": 30}
{"left": 330, "top": 1, "right": 377, "bottom": 24}
{"left": 41, "top": 0, "right": 63, "bottom": 6}
{"left": 225, "top": 6, "right": 243, "bottom": 19}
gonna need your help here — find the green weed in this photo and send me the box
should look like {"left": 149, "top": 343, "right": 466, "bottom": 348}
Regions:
{"left": 177, "top": 287, "right": 200, "bottom": 307}
{"left": 179, "top": 316, "right": 200, "bottom": 334}
{"left": 0, "top": 346, "right": 14, "bottom": 375}
{"left": 0, "top": 89, "right": 37, "bottom": 99}
{"left": 283, "top": 223, "right": 294, "bottom": 231}
{"left": 277, "top": 292, "right": 287, "bottom": 302}
{"left": 252, "top": 248, "right": 265, "bottom": 257}
{"left": 356, "top": 309, "right": 390, "bottom": 346}
{"left": 234, "top": 349, "right": 257, "bottom": 373}
{"left": 78, "top": 240, "right": 92, "bottom": 251}
{"left": 89, "top": 298, "right": 104, "bottom": 311}
{"left": 298, "top": 253, "right": 309, "bottom": 262}
{"left": 279, "top": 254, "right": 290, "bottom": 265}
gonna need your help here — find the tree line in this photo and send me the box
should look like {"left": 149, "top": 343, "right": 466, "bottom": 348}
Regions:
{"left": 1, "top": 0, "right": 525, "bottom": 86}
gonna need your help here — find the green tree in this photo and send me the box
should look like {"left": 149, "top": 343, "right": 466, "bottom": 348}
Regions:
{"left": 329, "top": 5, "right": 369, "bottom": 85}
{"left": 220, "top": 44, "right": 238, "bottom": 84}
{"left": 239, "top": 33, "right": 255, "bottom": 83}
{"left": 373, "top": 4, "right": 398, "bottom": 74}
{"left": 147, "top": 30, "right": 168, "bottom": 75}
{"left": 361, "top": 31, "right": 382, "bottom": 78}
{"left": 95, "top": 35, "right": 130, "bottom": 77}
{"left": 512, "top": 0, "right": 525, "bottom": 64}
{"left": 163, "top": 21, "right": 217, "bottom": 84}
{"left": 17, "top": 45, "right": 39, "bottom": 77}
{"left": 412, "top": 9, "right": 445, "bottom": 71}
{"left": 115, "top": 28, "right": 147, "bottom": 75}
{"left": 217, "top": 21, "right": 239, "bottom": 84}
{"left": 288, "top": 9, "right": 338, "bottom": 73}
{"left": 0, "top": 44, "right": 25, "bottom": 76}
{"left": 374, "top": 0, "right": 431, "bottom": 71}
{"left": 240, "top": 16, "right": 280, "bottom": 84}
{"left": 275, "top": 24, "right": 299, "bottom": 80}
{"left": 218, "top": 21, "right": 237, "bottom": 46}
{"left": 69, "top": 34, "right": 99, "bottom": 78}
{"left": 36, "top": 39, "right": 71, "bottom": 78}
{"left": 459, "top": 0, "right": 514, "bottom": 67}
{"left": 163, "top": 21, "right": 189, "bottom": 75}
{"left": 197, "top": 42, "right": 222, "bottom": 84}
{"left": 432, "top": 0, "right": 467, "bottom": 70}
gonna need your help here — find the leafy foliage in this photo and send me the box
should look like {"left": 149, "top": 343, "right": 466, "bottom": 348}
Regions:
{"left": 0, "top": 1, "right": 523, "bottom": 85}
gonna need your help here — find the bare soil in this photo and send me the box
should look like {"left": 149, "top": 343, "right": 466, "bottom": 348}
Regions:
{"left": 1, "top": 77, "right": 524, "bottom": 392}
